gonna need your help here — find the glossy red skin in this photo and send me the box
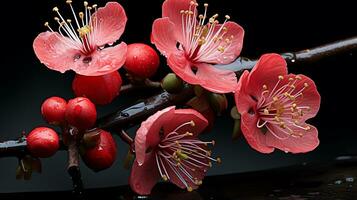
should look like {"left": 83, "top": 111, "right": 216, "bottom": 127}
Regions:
{"left": 81, "top": 130, "right": 117, "bottom": 172}
{"left": 72, "top": 71, "right": 122, "bottom": 105}
{"left": 41, "top": 97, "right": 67, "bottom": 125}
{"left": 27, "top": 127, "right": 60, "bottom": 158}
{"left": 124, "top": 43, "right": 160, "bottom": 78}
{"left": 65, "top": 97, "right": 97, "bottom": 130}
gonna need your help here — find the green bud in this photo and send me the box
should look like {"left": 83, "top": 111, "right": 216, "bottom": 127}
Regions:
{"left": 193, "top": 85, "right": 205, "bottom": 97}
{"left": 232, "top": 119, "right": 242, "bottom": 140}
{"left": 230, "top": 106, "right": 241, "bottom": 120}
{"left": 208, "top": 93, "right": 228, "bottom": 115}
{"left": 161, "top": 73, "right": 184, "bottom": 93}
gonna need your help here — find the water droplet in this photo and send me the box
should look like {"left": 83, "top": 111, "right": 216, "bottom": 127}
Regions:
{"left": 83, "top": 56, "right": 92, "bottom": 64}
{"left": 291, "top": 59, "right": 296, "bottom": 63}
{"left": 108, "top": 42, "right": 114, "bottom": 46}
{"left": 334, "top": 180, "right": 342, "bottom": 185}
{"left": 74, "top": 54, "right": 81, "bottom": 61}
{"left": 284, "top": 151, "right": 289, "bottom": 153}
{"left": 99, "top": 45, "right": 105, "bottom": 50}
{"left": 346, "top": 177, "right": 354, "bottom": 182}
{"left": 121, "top": 112, "right": 129, "bottom": 117}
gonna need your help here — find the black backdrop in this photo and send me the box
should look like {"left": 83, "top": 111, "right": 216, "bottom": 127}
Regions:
{"left": 0, "top": 0, "right": 356, "bottom": 193}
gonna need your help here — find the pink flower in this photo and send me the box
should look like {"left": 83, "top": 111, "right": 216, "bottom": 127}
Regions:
{"left": 234, "top": 54, "right": 321, "bottom": 154}
{"left": 33, "top": 2, "right": 127, "bottom": 76}
{"left": 130, "top": 106, "right": 220, "bottom": 195}
{"left": 151, "top": 0, "right": 244, "bottom": 93}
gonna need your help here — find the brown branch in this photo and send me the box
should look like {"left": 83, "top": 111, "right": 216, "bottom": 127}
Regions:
{"left": 98, "top": 36, "right": 357, "bottom": 131}
{"left": 1, "top": 36, "right": 357, "bottom": 158}
{"left": 120, "top": 79, "right": 162, "bottom": 94}
{"left": 67, "top": 140, "right": 84, "bottom": 199}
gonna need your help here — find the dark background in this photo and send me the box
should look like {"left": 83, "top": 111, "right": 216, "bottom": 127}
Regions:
{"left": 0, "top": 0, "right": 356, "bottom": 193}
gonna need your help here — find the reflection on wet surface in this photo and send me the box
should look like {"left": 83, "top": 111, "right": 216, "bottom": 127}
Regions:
{"left": 1, "top": 156, "right": 357, "bottom": 200}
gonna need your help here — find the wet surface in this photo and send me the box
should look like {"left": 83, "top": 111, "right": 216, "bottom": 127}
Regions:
{"left": 1, "top": 156, "right": 356, "bottom": 199}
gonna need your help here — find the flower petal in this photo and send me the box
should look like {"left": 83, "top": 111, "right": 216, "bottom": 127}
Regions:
{"left": 151, "top": 18, "right": 179, "bottom": 57}
{"left": 71, "top": 42, "right": 127, "bottom": 76}
{"left": 135, "top": 107, "right": 176, "bottom": 166}
{"left": 167, "top": 51, "right": 201, "bottom": 85}
{"left": 289, "top": 74, "right": 321, "bottom": 120}
{"left": 165, "top": 109, "right": 208, "bottom": 137}
{"left": 33, "top": 31, "right": 81, "bottom": 73}
{"left": 198, "top": 22, "right": 244, "bottom": 65}
{"left": 162, "top": 0, "right": 197, "bottom": 43}
{"left": 266, "top": 124, "right": 319, "bottom": 153}
{"left": 248, "top": 53, "right": 288, "bottom": 98}
{"left": 196, "top": 63, "right": 237, "bottom": 93}
{"left": 129, "top": 154, "right": 160, "bottom": 195}
{"left": 234, "top": 70, "right": 257, "bottom": 114}
{"left": 91, "top": 2, "right": 127, "bottom": 47}
{"left": 241, "top": 113, "right": 275, "bottom": 153}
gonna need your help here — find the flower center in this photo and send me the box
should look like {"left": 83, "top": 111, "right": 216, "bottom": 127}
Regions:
{"left": 155, "top": 120, "right": 220, "bottom": 192}
{"left": 45, "top": 1, "right": 98, "bottom": 55}
{"left": 180, "top": 1, "right": 234, "bottom": 62}
{"left": 256, "top": 75, "right": 311, "bottom": 139}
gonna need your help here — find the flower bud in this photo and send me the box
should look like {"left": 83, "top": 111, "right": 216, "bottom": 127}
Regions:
{"left": 161, "top": 73, "right": 184, "bottom": 93}
{"left": 208, "top": 93, "right": 228, "bottom": 115}
{"left": 230, "top": 106, "right": 241, "bottom": 120}
{"left": 232, "top": 119, "right": 242, "bottom": 140}
{"left": 65, "top": 97, "right": 97, "bottom": 131}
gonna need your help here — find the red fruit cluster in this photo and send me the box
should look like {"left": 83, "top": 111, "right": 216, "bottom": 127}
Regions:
{"left": 124, "top": 43, "right": 160, "bottom": 78}
{"left": 27, "top": 127, "right": 60, "bottom": 158}
{"left": 81, "top": 129, "right": 117, "bottom": 172}
{"left": 41, "top": 96, "right": 97, "bottom": 131}
{"left": 72, "top": 71, "right": 122, "bottom": 105}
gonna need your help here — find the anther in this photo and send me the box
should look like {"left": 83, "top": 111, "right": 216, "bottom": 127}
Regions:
{"left": 295, "top": 75, "right": 302, "bottom": 80}
{"left": 304, "top": 82, "right": 309, "bottom": 87}
{"left": 204, "top": 3, "right": 208, "bottom": 7}
{"left": 66, "top": 0, "right": 72, "bottom": 4}
{"left": 278, "top": 75, "right": 284, "bottom": 80}
{"left": 216, "top": 157, "right": 222, "bottom": 164}
{"left": 263, "top": 85, "right": 268, "bottom": 90}
{"left": 84, "top": 1, "right": 88, "bottom": 7}
{"left": 305, "top": 125, "right": 311, "bottom": 131}
{"left": 67, "top": 19, "right": 72, "bottom": 23}
{"left": 53, "top": 7, "right": 59, "bottom": 12}
{"left": 44, "top": 22, "right": 49, "bottom": 27}
{"left": 187, "top": 186, "right": 193, "bottom": 192}
{"left": 190, "top": 120, "right": 195, "bottom": 127}
{"left": 79, "top": 12, "right": 84, "bottom": 19}
{"left": 180, "top": 10, "right": 185, "bottom": 14}
{"left": 54, "top": 17, "right": 60, "bottom": 22}
{"left": 92, "top": 4, "right": 97, "bottom": 8}
{"left": 211, "top": 140, "right": 216, "bottom": 146}
{"left": 190, "top": 1, "right": 195, "bottom": 5}
{"left": 225, "top": 15, "right": 231, "bottom": 20}
{"left": 162, "top": 175, "right": 168, "bottom": 181}
{"left": 264, "top": 108, "right": 269, "bottom": 115}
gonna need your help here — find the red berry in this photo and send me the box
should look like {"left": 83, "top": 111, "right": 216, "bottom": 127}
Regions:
{"left": 124, "top": 43, "right": 160, "bottom": 78}
{"left": 66, "top": 97, "right": 97, "bottom": 130}
{"left": 27, "top": 127, "right": 60, "bottom": 158}
{"left": 81, "top": 130, "right": 117, "bottom": 171}
{"left": 72, "top": 71, "right": 122, "bottom": 105}
{"left": 41, "top": 97, "right": 67, "bottom": 125}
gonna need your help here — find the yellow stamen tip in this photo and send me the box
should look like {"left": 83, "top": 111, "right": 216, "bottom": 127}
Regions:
{"left": 216, "top": 157, "right": 222, "bottom": 164}
{"left": 204, "top": 3, "right": 208, "bottom": 7}
{"left": 187, "top": 187, "right": 193, "bottom": 192}
{"left": 162, "top": 175, "right": 168, "bottom": 181}
{"left": 295, "top": 75, "right": 302, "bottom": 80}
{"left": 225, "top": 15, "right": 231, "bottom": 19}
{"left": 278, "top": 75, "right": 284, "bottom": 80}
{"left": 93, "top": 4, "right": 98, "bottom": 8}
{"left": 44, "top": 22, "right": 49, "bottom": 27}
{"left": 263, "top": 84, "right": 268, "bottom": 90}
{"left": 52, "top": 7, "right": 59, "bottom": 12}
{"left": 190, "top": 120, "right": 195, "bottom": 127}
{"left": 84, "top": 1, "right": 88, "bottom": 7}
{"left": 66, "top": 0, "right": 72, "bottom": 4}
{"left": 304, "top": 82, "right": 309, "bottom": 87}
